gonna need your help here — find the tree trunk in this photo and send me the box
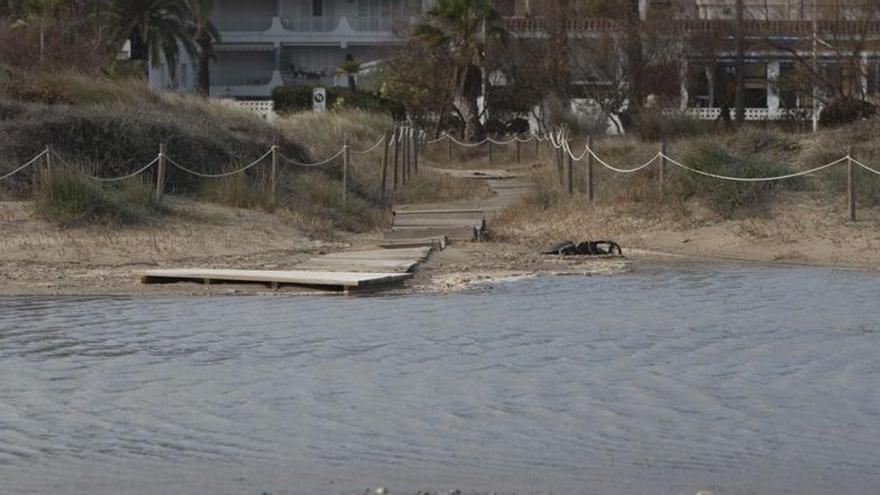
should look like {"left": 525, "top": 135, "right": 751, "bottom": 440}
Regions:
{"left": 459, "top": 64, "right": 484, "bottom": 141}
{"left": 718, "top": 65, "right": 732, "bottom": 126}
{"left": 734, "top": 0, "right": 745, "bottom": 124}
{"left": 626, "top": 0, "right": 643, "bottom": 119}
{"left": 196, "top": 29, "right": 211, "bottom": 97}
{"left": 39, "top": 17, "right": 45, "bottom": 61}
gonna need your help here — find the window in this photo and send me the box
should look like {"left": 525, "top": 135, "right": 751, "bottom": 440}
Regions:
{"left": 313, "top": 0, "right": 323, "bottom": 17}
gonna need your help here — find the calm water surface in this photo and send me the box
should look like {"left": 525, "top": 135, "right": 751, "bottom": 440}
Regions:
{"left": 1, "top": 263, "right": 880, "bottom": 495}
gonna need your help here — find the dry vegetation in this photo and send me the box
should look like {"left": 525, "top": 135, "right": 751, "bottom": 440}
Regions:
{"left": 0, "top": 73, "right": 491, "bottom": 235}
{"left": 493, "top": 121, "right": 880, "bottom": 268}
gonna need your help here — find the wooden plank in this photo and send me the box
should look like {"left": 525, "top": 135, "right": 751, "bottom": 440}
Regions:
{"left": 392, "top": 217, "right": 484, "bottom": 228}
{"left": 138, "top": 269, "right": 410, "bottom": 289}
{"left": 319, "top": 247, "right": 431, "bottom": 260}
{"left": 394, "top": 209, "right": 483, "bottom": 215}
{"left": 380, "top": 237, "right": 448, "bottom": 250}
{"left": 297, "top": 258, "right": 420, "bottom": 273}
{"left": 394, "top": 213, "right": 486, "bottom": 222}
{"left": 384, "top": 226, "right": 478, "bottom": 242}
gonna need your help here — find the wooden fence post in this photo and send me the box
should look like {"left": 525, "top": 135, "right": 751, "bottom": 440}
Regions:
{"left": 44, "top": 144, "right": 52, "bottom": 185}
{"left": 555, "top": 136, "right": 564, "bottom": 187}
{"left": 402, "top": 127, "right": 410, "bottom": 185}
{"left": 342, "top": 137, "right": 350, "bottom": 207}
{"left": 156, "top": 143, "right": 166, "bottom": 204}
{"left": 412, "top": 128, "right": 419, "bottom": 176}
{"left": 659, "top": 137, "right": 667, "bottom": 198}
{"left": 586, "top": 135, "right": 594, "bottom": 202}
{"left": 447, "top": 134, "right": 453, "bottom": 162}
{"left": 535, "top": 135, "right": 540, "bottom": 160}
{"left": 488, "top": 139, "right": 494, "bottom": 165}
{"left": 848, "top": 145, "right": 856, "bottom": 222}
{"left": 380, "top": 130, "right": 391, "bottom": 202}
{"left": 393, "top": 126, "right": 400, "bottom": 190}
{"left": 567, "top": 138, "right": 574, "bottom": 195}
{"left": 270, "top": 144, "right": 278, "bottom": 205}
{"left": 516, "top": 137, "right": 521, "bottom": 163}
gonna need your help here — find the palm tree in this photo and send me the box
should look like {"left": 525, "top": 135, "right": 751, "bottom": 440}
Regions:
{"left": 186, "top": 0, "right": 219, "bottom": 96}
{"left": 106, "top": 0, "right": 194, "bottom": 82}
{"left": 335, "top": 55, "right": 361, "bottom": 93}
{"left": 414, "top": 0, "right": 504, "bottom": 141}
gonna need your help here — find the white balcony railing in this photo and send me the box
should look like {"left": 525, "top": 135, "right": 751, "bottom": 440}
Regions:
{"left": 221, "top": 99, "right": 277, "bottom": 121}
{"left": 215, "top": 15, "right": 411, "bottom": 34}
{"left": 684, "top": 107, "right": 814, "bottom": 121}
{"left": 280, "top": 16, "right": 339, "bottom": 32}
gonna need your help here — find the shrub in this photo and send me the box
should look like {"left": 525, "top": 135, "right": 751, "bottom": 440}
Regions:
{"left": 273, "top": 84, "right": 404, "bottom": 116}
{"left": 0, "top": 73, "right": 308, "bottom": 192}
{"left": 199, "top": 174, "right": 273, "bottom": 211}
{"left": 33, "top": 168, "right": 165, "bottom": 227}
{"left": 632, "top": 110, "right": 715, "bottom": 141}
{"left": 288, "top": 171, "right": 383, "bottom": 232}
{"left": 330, "top": 90, "right": 404, "bottom": 116}
{"left": 820, "top": 97, "right": 877, "bottom": 127}
{"left": 272, "top": 85, "right": 314, "bottom": 114}
{"left": 672, "top": 141, "right": 806, "bottom": 218}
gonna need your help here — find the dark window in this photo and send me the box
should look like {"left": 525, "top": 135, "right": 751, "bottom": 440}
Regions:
{"left": 745, "top": 87, "right": 767, "bottom": 108}
{"left": 313, "top": 0, "right": 323, "bottom": 16}
{"left": 779, "top": 62, "right": 798, "bottom": 109}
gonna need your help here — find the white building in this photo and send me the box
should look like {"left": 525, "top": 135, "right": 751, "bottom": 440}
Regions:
{"left": 150, "top": 0, "right": 428, "bottom": 98}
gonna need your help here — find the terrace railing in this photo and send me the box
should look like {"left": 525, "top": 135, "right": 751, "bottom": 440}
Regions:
{"left": 683, "top": 107, "right": 815, "bottom": 121}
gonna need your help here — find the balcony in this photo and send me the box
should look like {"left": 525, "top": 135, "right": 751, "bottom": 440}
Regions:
{"left": 212, "top": 15, "right": 414, "bottom": 45}
{"left": 281, "top": 16, "right": 340, "bottom": 32}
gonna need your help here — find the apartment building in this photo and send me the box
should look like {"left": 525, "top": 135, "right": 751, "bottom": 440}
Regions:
{"left": 149, "top": 0, "right": 880, "bottom": 123}
{"left": 150, "top": 0, "right": 429, "bottom": 97}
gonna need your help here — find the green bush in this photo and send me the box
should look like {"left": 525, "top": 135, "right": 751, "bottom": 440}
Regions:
{"left": 273, "top": 84, "right": 403, "bottom": 116}
{"left": 673, "top": 141, "right": 806, "bottom": 218}
{"left": 330, "top": 90, "right": 404, "bottom": 116}
{"left": 271, "top": 85, "right": 314, "bottom": 114}
{"left": 820, "top": 97, "right": 876, "bottom": 127}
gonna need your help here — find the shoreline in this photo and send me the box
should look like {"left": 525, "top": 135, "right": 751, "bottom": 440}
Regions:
{"left": 3, "top": 241, "right": 878, "bottom": 299}
{"left": 3, "top": 194, "right": 879, "bottom": 298}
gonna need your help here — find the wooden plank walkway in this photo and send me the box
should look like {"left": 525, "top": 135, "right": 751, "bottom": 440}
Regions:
{"left": 139, "top": 166, "right": 532, "bottom": 293}
{"left": 383, "top": 167, "right": 531, "bottom": 244}
{"left": 294, "top": 247, "right": 432, "bottom": 273}
{"left": 139, "top": 247, "right": 431, "bottom": 292}
{"left": 137, "top": 269, "right": 411, "bottom": 292}
{"left": 386, "top": 208, "right": 486, "bottom": 242}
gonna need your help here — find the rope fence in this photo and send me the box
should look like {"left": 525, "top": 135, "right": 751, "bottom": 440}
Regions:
{"left": 1, "top": 128, "right": 875, "bottom": 221}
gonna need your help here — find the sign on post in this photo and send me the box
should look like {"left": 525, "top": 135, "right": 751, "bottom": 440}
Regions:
{"left": 313, "top": 87, "right": 326, "bottom": 113}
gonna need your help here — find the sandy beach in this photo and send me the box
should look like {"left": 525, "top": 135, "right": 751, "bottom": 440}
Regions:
{"left": 3, "top": 186, "right": 879, "bottom": 298}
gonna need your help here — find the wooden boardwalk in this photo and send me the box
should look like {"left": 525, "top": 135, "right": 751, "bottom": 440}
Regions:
{"left": 139, "top": 166, "right": 531, "bottom": 293}
{"left": 383, "top": 167, "right": 530, "bottom": 245}
{"left": 137, "top": 269, "right": 411, "bottom": 292}
{"left": 139, "top": 247, "right": 431, "bottom": 292}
